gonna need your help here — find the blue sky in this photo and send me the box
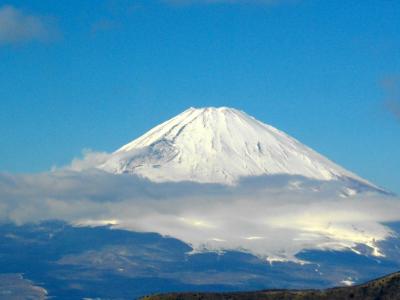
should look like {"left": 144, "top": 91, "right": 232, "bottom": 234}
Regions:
{"left": 0, "top": 0, "right": 399, "bottom": 192}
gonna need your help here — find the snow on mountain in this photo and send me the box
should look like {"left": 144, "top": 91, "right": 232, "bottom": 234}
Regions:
{"left": 99, "top": 107, "right": 371, "bottom": 186}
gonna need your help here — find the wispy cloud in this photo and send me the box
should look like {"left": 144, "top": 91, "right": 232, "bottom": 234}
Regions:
{"left": 0, "top": 5, "right": 56, "bottom": 45}
{"left": 91, "top": 19, "right": 120, "bottom": 35}
{"left": 381, "top": 75, "right": 400, "bottom": 121}
{"left": 164, "top": 0, "right": 294, "bottom": 6}
{"left": 386, "top": 101, "right": 400, "bottom": 121}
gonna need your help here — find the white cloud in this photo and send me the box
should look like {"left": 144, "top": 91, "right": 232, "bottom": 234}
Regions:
{"left": 1, "top": 164, "right": 399, "bottom": 263}
{"left": 0, "top": 5, "right": 55, "bottom": 45}
{"left": 63, "top": 149, "right": 111, "bottom": 172}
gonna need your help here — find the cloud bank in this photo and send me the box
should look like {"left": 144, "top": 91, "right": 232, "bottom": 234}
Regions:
{"left": 0, "top": 5, "right": 55, "bottom": 45}
{"left": 1, "top": 153, "right": 399, "bottom": 263}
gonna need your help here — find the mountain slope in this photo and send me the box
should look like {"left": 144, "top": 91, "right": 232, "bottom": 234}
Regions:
{"left": 99, "top": 107, "right": 370, "bottom": 185}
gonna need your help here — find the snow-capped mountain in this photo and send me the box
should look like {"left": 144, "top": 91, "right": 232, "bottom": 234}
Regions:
{"left": 99, "top": 107, "right": 370, "bottom": 186}
{"left": 2, "top": 107, "right": 398, "bottom": 298}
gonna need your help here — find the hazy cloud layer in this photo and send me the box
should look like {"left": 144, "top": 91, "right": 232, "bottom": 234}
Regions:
{"left": 0, "top": 5, "right": 56, "bottom": 45}
{"left": 1, "top": 156, "right": 400, "bottom": 262}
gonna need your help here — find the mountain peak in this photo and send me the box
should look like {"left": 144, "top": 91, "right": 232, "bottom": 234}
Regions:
{"left": 186, "top": 106, "right": 237, "bottom": 111}
{"left": 99, "top": 107, "right": 368, "bottom": 185}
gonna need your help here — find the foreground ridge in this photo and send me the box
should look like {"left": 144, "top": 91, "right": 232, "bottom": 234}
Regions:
{"left": 142, "top": 271, "right": 400, "bottom": 300}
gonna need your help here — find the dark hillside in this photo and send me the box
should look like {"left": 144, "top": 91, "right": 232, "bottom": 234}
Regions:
{"left": 143, "top": 271, "right": 400, "bottom": 300}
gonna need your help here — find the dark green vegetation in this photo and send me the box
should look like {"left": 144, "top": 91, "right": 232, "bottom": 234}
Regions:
{"left": 143, "top": 272, "right": 400, "bottom": 300}
{"left": 1, "top": 221, "right": 400, "bottom": 299}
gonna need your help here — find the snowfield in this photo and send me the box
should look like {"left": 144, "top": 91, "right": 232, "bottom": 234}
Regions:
{"left": 99, "top": 107, "right": 372, "bottom": 186}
